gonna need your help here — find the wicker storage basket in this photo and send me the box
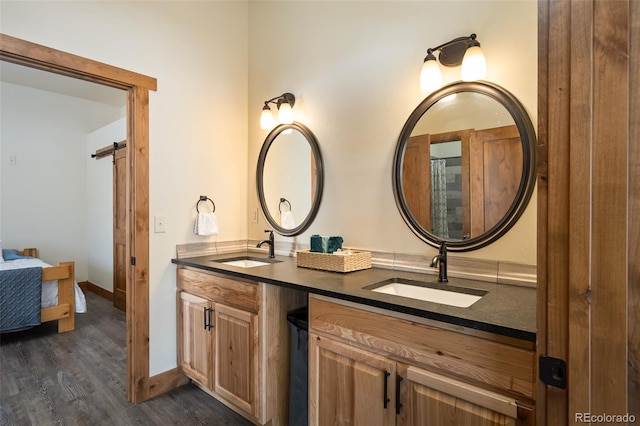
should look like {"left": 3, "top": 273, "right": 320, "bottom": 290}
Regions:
{"left": 296, "top": 249, "right": 371, "bottom": 273}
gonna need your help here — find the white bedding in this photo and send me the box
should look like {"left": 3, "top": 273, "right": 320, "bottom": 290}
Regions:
{"left": 0, "top": 257, "right": 87, "bottom": 313}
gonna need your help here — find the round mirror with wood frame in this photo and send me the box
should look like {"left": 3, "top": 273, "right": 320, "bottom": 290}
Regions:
{"left": 393, "top": 81, "right": 536, "bottom": 251}
{"left": 256, "top": 122, "right": 324, "bottom": 236}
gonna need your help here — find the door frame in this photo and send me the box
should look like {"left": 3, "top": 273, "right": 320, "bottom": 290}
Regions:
{"left": 0, "top": 33, "right": 155, "bottom": 403}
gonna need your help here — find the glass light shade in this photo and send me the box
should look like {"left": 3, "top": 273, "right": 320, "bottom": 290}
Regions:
{"left": 461, "top": 45, "right": 486, "bottom": 81}
{"left": 441, "top": 93, "right": 457, "bottom": 103}
{"left": 278, "top": 102, "right": 294, "bottom": 124}
{"left": 260, "top": 108, "right": 276, "bottom": 130}
{"left": 420, "top": 59, "right": 443, "bottom": 93}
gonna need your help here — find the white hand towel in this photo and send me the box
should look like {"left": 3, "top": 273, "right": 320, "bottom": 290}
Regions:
{"left": 280, "top": 211, "right": 296, "bottom": 229}
{"left": 194, "top": 212, "right": 219, "bottom": 236}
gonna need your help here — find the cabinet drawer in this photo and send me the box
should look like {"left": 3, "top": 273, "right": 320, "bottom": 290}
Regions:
{"left": 178, "top": 267, "right": 260, "bottom": 313}
{"left": 309, "top": 296, "right": 535, "bottom": 399}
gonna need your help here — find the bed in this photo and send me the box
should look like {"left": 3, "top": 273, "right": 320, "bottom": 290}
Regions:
{"left": 0, "top": 247, "right": 86, "bottom": 333}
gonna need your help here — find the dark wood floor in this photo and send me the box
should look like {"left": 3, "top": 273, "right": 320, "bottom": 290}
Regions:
{"left": 0, "top": 291, "right": 252, "bottom": 426}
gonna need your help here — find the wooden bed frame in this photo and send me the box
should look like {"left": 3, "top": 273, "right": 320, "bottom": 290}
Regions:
{"left": 18, "top": 248, "right": 76, "bottom": 333}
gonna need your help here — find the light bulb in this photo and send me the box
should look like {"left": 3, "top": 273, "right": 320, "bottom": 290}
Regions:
{"left": 278, "top": 102, "right": 294, "bottom": 124}
{"left": 420, "top": 57, "right": 442, "bottom": 93}
{"left": 461, "top": 45, "right": 486, "bottom": 81}
{"left": 260, "top": 107, "right": 275, "bottom": 130}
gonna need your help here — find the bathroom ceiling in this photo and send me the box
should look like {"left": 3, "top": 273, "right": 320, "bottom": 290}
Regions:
{"left": 1, "top": 60, "right": 126, "bottom": 107}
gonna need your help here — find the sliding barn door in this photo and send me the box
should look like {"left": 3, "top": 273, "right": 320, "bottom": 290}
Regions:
{"left": 538, "top": 0, "right": 639, "bottom": 424}
{"left": 113, "top": 143, "right": 127, "bottom": 311}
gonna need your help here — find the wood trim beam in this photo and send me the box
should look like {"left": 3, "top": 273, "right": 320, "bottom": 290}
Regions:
{"left": 629, "top": 0, "right": 640, "bottom": 416}
{"left": 590, "top": 1, "right": 629, "bottom": 415}
{"left": 567, "top": 0, "right": 592, "bottom": 419}
{"left": 147, "top": 369, "right": 190, "bottom": 400}
{"left": 127, "top": 85, "right": 151, "bottom": 403}
{"left": 0, "top": 34, "right": 157, "bottom": 91}
{"left": 78, "top": 281, "right": 114, "bottom": 302}
{"left": 537, "top": 0, "right": 571, "bottom": 424}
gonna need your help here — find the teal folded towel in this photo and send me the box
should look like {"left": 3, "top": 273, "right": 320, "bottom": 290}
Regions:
{"left": 310, "top": 235, "right": 329, "bottom": 253}
{"left": 327, "top": 236, "right": 343, "bottom": 253}
{"left": 311, "top": 234, "right": 342, "bottom": 253}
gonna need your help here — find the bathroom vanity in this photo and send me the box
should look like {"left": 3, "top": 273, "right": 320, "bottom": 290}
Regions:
{"left": 173, "top": 251, "right": 536, "bottom": 426}
{"left": 177, "top": 264, "right": 306, "bottom": 425}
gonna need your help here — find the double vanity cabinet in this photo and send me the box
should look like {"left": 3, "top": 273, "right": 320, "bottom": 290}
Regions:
{"left": 174, "top": 253, "right": 536, "bottom": 426}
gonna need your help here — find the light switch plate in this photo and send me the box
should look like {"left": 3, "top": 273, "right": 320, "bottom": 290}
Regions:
{"left": 154, "top": 215, "right": 166, "bottom": 233}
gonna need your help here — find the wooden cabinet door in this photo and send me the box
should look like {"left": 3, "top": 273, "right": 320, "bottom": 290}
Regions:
{"left": 309, "top": 333, "right": 396, "bottom": 426}
{"left": 179, "top": 291, "right": 213, "bottom": 388}
{"left": 396, "top": 363, "right": 529, "bottom": 426}
{"left": 214, "top": 303, "right": 258, "bottom": 418}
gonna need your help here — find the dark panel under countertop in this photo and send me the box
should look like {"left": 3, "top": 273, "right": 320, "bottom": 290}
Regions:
{"left": 172, "top": 252, "right": 536, "bottom": 342}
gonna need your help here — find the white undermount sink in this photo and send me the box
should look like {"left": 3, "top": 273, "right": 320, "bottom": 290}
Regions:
{"left": 366, "top": 278, "right": 486, "bottom": 308}
{"left": 212, "top": 256, "right": 282, "bottom": 268}
{"left": 222, "top": 259, "right": 272, "bottom": 268}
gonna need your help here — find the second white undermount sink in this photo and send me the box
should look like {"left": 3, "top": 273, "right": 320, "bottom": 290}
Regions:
{"left": 365, "top": 278, "right": 487, "bottom": 308}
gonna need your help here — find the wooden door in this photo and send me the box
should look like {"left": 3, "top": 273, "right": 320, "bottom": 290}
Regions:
{"left": 309, "top": 334, "right": 396, "bottom": 426}
{"left": 113, "top": 143, "right": 127, "bottom": 311}
{"left": 538, "top": 0, "right": 639, "bottom": 423}
{"left": 179, "top": 291, "right": 213, "bottom": 388}
{"left": 402, "top": 134, "right": 432, "bottom": 230}
{"left": 470, "top": 125, "right": 521, "bottom": 236}
{"left": 214, "top": 303, "right": 258, "bottom": 417}
{"left": 396, "top": 364, "right": 528, "bottom": 426}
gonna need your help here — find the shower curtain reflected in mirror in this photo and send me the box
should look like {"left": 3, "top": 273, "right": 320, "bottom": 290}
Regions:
{"left": 430, "top": 158, "right": 449, "bottom": 238}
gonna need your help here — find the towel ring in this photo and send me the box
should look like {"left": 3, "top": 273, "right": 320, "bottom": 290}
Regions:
{"left": 278, "top": 198, "right": 291, "bottom": 213}
{"left": 196, "top": 196, "right": 216, "bottom": 213}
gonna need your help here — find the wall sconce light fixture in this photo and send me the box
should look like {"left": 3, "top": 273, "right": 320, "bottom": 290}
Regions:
{"left": 260, "top": 92, "right": 296, "bottom": 130}
{"left": 420, "top": 33, "right": 486, "bottom": 92}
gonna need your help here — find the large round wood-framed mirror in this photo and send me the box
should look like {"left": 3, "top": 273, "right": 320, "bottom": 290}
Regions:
{"left": 393, "top": 81, "right": 536, "bottom": 251}
{"left": 256, "top": 121, "right": 323, "bottom": 236}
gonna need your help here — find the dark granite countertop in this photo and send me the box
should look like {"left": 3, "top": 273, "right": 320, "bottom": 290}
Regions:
{"left": 172, "top": 251, "right": 536, "bottom": 342}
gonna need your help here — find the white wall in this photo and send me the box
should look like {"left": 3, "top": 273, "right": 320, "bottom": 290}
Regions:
{"left": 1, "top": 1, "right": 248, "bottom": 375}
{"left": 248, "top": 1, "right": 537, "bottom": 264}
{"left": 0, "top": 81, "right": 123, "bottom": 279}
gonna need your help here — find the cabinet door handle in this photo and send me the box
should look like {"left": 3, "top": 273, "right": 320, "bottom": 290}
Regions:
{"left": 203, "top": 307, "right": 214, "bottom": 331}
{"left": 203, "top": 307, "right": 208, "bottom": 330}
{"left": 395, "top": 375, "right": 403, "bottom": 415}
{"left": 383, "top": 371, "right": 391, "bottom": 409}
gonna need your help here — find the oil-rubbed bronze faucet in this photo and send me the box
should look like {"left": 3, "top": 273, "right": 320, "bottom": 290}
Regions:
{"left": 257, "top": 229, "right": 275, "bottom": 258}
{"left": 430, "top": 241, "right": 448, "bottom": 283}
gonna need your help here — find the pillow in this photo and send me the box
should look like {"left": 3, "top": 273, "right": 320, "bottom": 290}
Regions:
{"left": 2, "top": 249, "right": 30, "bottom": 261}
